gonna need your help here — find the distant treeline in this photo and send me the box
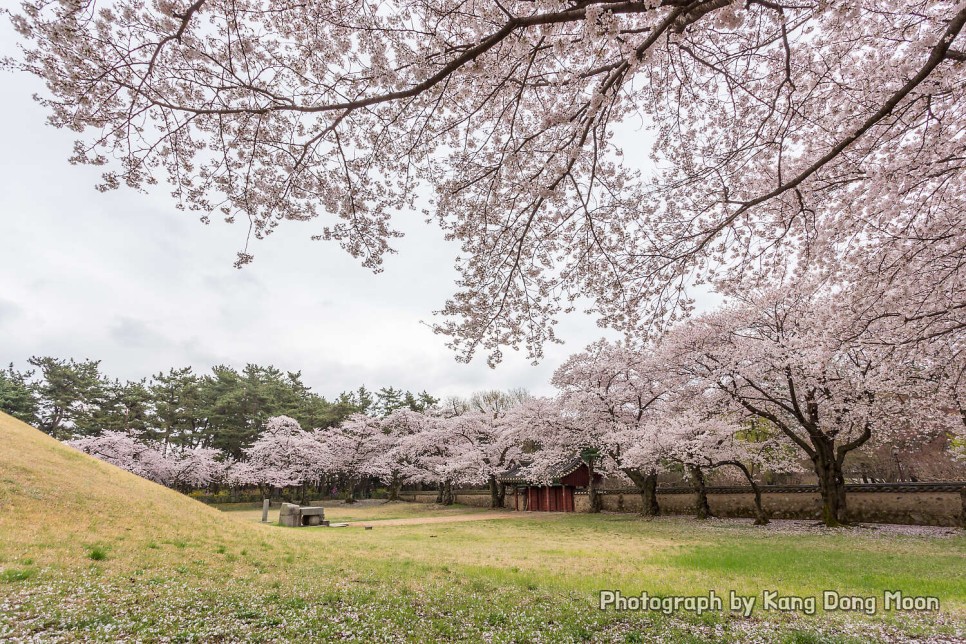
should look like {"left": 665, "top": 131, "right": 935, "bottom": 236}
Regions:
{"left": 0, "top": 357, "right": 437, "bottom": 458}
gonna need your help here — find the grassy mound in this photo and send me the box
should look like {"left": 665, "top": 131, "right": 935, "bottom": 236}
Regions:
{"left": 0, "top": 412, "right": 236, "bottom": 555}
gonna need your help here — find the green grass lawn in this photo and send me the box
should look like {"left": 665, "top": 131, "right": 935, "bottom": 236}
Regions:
{"left": 1, "top": 412, "right": 964, "bottom": 642}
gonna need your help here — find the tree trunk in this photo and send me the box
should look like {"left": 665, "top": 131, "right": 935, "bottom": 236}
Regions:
{"left": 747, "top": 478, "right": 767, "bottom": 525}
{"left": 488, "top": 475, "right": 504, "bottom": 509}
{"left": 587, "top": 463, "right": 602, "bottom": 513}
{"left": 343, "top": 478, "right": 357, "bottom": 504}
{"left": 811, "top": 442, "right": 848, "bottom": 526}
{"left": 388, "top": 474, "right": 401, "bottom": 502}
{"left": 687, "top": 465, "right": 713, "bottom": 519}
{"left": 623, "top": 468, "right": 660, "bottom": 517}
{"left": 717, "top": 461, "right": 768, "bottom": 525}
{"left": 438, "top": 480, "right": 455, "bottom": 506}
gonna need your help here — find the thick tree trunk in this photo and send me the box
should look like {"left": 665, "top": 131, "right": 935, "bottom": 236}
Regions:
{"left": 388, "top": 474, "right": 401, "bottom": 502}
{"left": 488, "top": 475, "right": 505, "bottom": 509}
{"left": 438, "top": 480, "right": 455, "bottom": 506}
{"left": 811, "top": 442, "right": 848, "bottom": 526}
{"left": 623, "top": 468, "right": 660, "bottom": 517}
{"left": 687, "top": 465, "right": 713, "bottom": 519}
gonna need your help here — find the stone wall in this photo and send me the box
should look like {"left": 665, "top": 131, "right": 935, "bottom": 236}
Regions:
{"left": 401, "top": 484, "right": 965, "bottom": 526}
{"left": 573, "top": 486, "right": 965, "bottom": 526}
{"left": 398, "top": 491, "right": 494, "bottom": 508}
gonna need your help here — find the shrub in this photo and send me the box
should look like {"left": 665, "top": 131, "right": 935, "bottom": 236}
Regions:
{"left": 87, "top": 546, "right": 108, "bottom": 561}
{"left": 1, "top": 568, "right": 36, "bottom": 582}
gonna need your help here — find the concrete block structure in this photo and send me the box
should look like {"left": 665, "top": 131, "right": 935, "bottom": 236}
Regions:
{"left": 278, "top": 503, "right": 326, "bottom": 527}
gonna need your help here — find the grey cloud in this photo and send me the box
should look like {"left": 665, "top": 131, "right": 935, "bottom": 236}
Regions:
{"left": 110, "top": 318, "right": 169, "bottom": 348}
{"left": 0, "top": 299, "right": 23, "bottom": 326}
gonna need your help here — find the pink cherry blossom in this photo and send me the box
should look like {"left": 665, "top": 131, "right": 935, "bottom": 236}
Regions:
{"left": 8, "top": 2, "right": 963, "bottom": 365}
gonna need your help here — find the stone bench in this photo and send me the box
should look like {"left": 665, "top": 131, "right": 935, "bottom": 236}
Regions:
{"left": 278, "top": 503, "right": 326, "bottom": 527}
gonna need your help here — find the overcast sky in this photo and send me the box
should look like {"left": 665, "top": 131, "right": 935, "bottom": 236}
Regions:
{"left": 0, "top": 20, "right": 638, "bottom": 401}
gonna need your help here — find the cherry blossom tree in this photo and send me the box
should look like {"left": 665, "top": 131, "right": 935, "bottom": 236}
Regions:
{"left": 167, "top": 446, "right": 224, "bottom": 490}
{"left": 9, "top": 2, "right": 964, "bottom": 364}
{"left": 442, "top": 410, "right": 521, "bottom": 508}
{"left": 505, "top": 396, "right": 610, "bottom": 512}
{"left": 657, "top": 282, "right": 941, "bottom": 526}
{"left": 412, "top": 415, "right": 471, "bottom": 506}
{"left": 627, "top": 404, "right": 798, "bottom": 524}
{"left": 367, "top": 408, "right": 434, "bottom": 501}
{"left": 919, "top": 333, "right": 966, "bottom": 440}
{"left": 223, "top": 457, "right": 261, "bottom": 491}
{"left": 902, "top": 332, "right": 966, "bottom": 466}
{"left": 439, "top": 390, "right": 528, "bottom": 508}
{"left": 375, "top": 410, "right": 483, "bottom": 506}
{"left": 551, "top": 340, "right": 667, "bottom": 515}
{"left": 245, "top": 415, "right": 327, "bottom": 500}
{"left": 70, "top": 429, "right": 231, "bottom": 491}
{"left": 319, "top": 413, "right": 384, "bottom": 502}
{"left": 69, "top": 430, "right": 172, "bottom": 484}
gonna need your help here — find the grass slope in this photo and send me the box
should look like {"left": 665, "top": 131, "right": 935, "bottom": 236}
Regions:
{"left": 1, "top": 411, "right": 964, "bottom": 643}
{"left": 0, "top": 411, "right": 240, "bottom": 552}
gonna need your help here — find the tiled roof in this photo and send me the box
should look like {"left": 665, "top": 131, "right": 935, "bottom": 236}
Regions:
{"left": 496, "top": 456, "right": 584, "bottom": 485}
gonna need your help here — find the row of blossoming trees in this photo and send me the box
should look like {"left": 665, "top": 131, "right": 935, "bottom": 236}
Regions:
{"left": 67, "top": 408, "right": 518, "bottom": 507}
{"left": 70, "top": 279, "right": 966, "bottom": 526}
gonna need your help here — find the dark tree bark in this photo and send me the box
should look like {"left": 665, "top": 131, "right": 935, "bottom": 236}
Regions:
{"left": 587, "top": 462, "right": 603, "bottom": 513}
{"left": 687, "top": 465, "right": 713, "bottom": 519}
{"left": 488, "top": 475, "right": 505, "bottom": 509}
{"left": 436, "top": 480, "right": 455, "bottom": 505}
{"left": 388, "top": 473, "right": 402, "bottom": 502}
{"left": 443, "top": 480, "right": 455, "bottom": 505}
{"left": 812, "top": 438, "right": 849, "bottom": 526}
{"left": 722, "top": 370, "right": 875, "bottom": 527}
{"left": 714, "top": 460, "right": 768, "bottom": 525}
{"left": 623, "top": 467, "right": 660, "bottom": 517}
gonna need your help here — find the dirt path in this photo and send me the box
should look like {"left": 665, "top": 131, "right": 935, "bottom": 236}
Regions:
{"left": 345, "top": 511, "right": 533, "bottom": 527}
